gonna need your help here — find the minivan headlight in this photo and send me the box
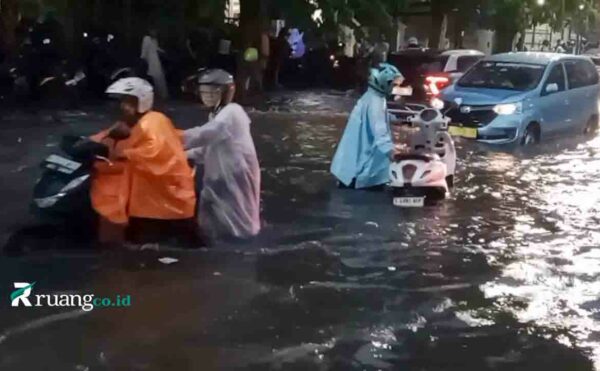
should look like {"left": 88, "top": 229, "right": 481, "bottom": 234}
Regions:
{"left": 493, "top": 102, "right": 522, "bottom": 115}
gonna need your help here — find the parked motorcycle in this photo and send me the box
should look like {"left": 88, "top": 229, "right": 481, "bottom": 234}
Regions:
{"left": 38, "top": 57, "right": 87, "bottom": 108}
{"left": 82, "top": 30, "right": 137, "bottom": 98}
{"left": 180, "top": 67, "right": 208, "bottom": 99}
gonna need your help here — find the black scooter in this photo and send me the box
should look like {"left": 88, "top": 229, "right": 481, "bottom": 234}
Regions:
{"left": 4, "top": 136, "right": 109, "bottom": 255}
{"left": 32, "top": 135, "right": 108, "bottom": 221}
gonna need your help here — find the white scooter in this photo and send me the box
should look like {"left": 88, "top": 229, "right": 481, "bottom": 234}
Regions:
{"left": 387, "top": 107, "right": 456, "bottom": 207}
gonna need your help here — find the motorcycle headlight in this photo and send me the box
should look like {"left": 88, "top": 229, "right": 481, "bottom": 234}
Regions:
{"left": 493, "top": 102, "right": 522, "bottom": 115}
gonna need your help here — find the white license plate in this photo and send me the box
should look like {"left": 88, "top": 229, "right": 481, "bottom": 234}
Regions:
{"left": 44, "top": 155, "right": 81, "bottom": 174}
{"left": 393, "top": 197, "right": 425, "bottom": 207}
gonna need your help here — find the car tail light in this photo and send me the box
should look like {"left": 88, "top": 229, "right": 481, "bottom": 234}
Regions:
{"left": 424, "top": 74, "right": 451, "bottom": 96}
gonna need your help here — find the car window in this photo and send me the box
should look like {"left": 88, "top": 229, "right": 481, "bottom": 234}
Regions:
{"left": 565, "top": 60, "right": 599, "bottom": 89}
{"left": 425, "top": 56, "right": 449, "bottom": 73}
{"left": 543, "top": 64, "right": 566, "bottom": 94}
{"left": 456, "top": 56, "right": 482, "bottom": 72}
{"left": 388, "top": 53, "right": 439, "bottom": 82}
{"left": 584, "top": 60, "right": 600, "bottom": 85}
{"left": 458, "top": 61, "right": 545, "bottom": 91}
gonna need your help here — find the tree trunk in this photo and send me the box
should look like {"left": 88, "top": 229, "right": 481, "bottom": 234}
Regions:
{"left": 430, "top": 0, "right": 444, "bottom": 49}
{"left": 0, "top": 0, "right": 20, "bottom": 57}
{"left": 123, "top": 0, "right": 133, "bottom": 49}
{"left": 494, "top": 28, "right": 518, "bottom": 53}
{"left": 93, "top": 0, "right": 103, "bottom": 26}
{"left": 438, "top": 14, "right": 448, "bottom": 49}
{"left": 240, "top": 0, "right": 265, "bottom": 47}
{"left": 63, "top": 0, "right": 78, "bottom": 56}
{"left": 176, "top": 0, "right": 186, "bottom": 48}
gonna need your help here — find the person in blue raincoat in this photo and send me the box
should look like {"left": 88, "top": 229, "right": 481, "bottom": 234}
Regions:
{"left": 331, "top": 63, "right": 404, "bottom": 189}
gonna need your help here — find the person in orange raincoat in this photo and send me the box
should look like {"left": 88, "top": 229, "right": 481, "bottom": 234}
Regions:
{"left": 90, "top": 78, "right": 196, "bottom": 242}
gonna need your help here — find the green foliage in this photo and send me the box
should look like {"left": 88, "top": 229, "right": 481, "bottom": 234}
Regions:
{"left": 486, "top": 0, "right": 597, "bottom": 32}
{"left": 272, "top": 0, "right": 319, "bottom": 31}
{"left": 270, "top": 0, "right": 406, "bottom": 36}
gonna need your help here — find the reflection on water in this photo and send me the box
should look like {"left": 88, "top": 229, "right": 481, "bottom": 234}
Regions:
{"left": 1, "top": 96, "right": 600, "bottom": 370}
{"left": 481, "top": 135, "right": 600, "bottom": 369}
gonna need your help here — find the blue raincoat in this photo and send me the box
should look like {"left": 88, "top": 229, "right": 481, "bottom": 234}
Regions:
{"left": 331, "top": 88, "right": 394, "bottom": 188}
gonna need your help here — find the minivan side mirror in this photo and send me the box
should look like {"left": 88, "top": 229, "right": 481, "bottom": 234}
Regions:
{"left": 545, "top": 83, "right": 559, "bottom": 94}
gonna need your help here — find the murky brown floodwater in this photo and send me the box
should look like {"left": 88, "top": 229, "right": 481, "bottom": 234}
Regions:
{"left": 1, "top": 93, "right": 600, "bottom": 370}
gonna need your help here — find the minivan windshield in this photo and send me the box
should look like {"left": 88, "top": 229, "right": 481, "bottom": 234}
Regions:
{"left": 458, "top": 61, "right": 546, "bottom": 91}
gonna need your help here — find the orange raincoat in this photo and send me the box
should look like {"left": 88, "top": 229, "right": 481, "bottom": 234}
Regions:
{"left": 90, "top": 111, "right": 196, "bottom": 225}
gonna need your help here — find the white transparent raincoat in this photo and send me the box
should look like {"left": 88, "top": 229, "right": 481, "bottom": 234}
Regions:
{"left": 183, "top": 103, "right": 261, "bottom": 239}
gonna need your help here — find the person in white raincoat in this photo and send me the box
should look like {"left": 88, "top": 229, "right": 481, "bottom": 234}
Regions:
{"left": 141, "top": 29, "right": 169, "bottom": 99}
{"left": 183, "top": 69, "right": 261, "bottom": 239}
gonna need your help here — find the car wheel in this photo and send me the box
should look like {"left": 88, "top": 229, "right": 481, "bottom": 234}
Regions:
{"left": 583, "top": 116, "right": 599, "bottom": 137}
{"left": 521, "top": 123, "right": 540, "bottom": 146}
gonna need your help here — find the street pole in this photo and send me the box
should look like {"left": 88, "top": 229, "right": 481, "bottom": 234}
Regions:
{"left": 124, "top": 0, "right": 133, "bottom": 50}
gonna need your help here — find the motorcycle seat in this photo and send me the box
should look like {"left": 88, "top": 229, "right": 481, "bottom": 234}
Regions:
{"left": 393, "top": 153, "right": 435, "bottom": 163}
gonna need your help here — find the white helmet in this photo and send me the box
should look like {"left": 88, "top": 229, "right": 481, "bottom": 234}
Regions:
{"left": 106, "top": 77, "right": 154, "bottom": 113}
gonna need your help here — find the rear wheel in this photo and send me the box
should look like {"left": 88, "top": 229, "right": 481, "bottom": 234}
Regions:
{"left": 521, "top": 123, "right": 540, "bottom": 146}
{"left": 583, "top": 116, "right": 599, "bottom": 137}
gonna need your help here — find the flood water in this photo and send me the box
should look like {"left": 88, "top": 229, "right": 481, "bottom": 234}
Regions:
{"left": 1, "top": 91, "right": 600, "bottom": 370}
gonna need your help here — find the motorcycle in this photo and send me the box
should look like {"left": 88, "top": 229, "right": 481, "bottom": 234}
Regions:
{"left": 0, "top": 40, "right": 38, "bottom": 104}
{"left": 180, "top": 67, "right": 208, "bottom": 99}
{"left": 2, "top": 37, "right": 86, "bottom": 107}
{"left": 0, "top": 136, "right": 110, "bottom": 255}
{"left": 387, "top": 105, "right": 456, "bottom": 207}
{"left": 33, "top": 135, "right": 108, "bottom": 222}
{"left": 38, "top": 57, "right": 87, "bottom": 108}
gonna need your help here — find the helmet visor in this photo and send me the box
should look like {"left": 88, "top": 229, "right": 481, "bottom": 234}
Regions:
{"left": 199, "top": 85, "right": 222, "bottom": 107}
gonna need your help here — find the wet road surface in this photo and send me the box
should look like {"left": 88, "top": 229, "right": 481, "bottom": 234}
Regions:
{"left": 1, "top": 91, "right": 600, "bottom": 370}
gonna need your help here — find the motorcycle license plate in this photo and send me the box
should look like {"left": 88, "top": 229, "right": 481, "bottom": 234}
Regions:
{"left": 44, "top": 155, "right": 81, "bottom": 174}
{"left": 449, "top": 125, "right": 477, "bottom": 139}
{"left": 393, "top": 197, "right": 425, "bottom": 208}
